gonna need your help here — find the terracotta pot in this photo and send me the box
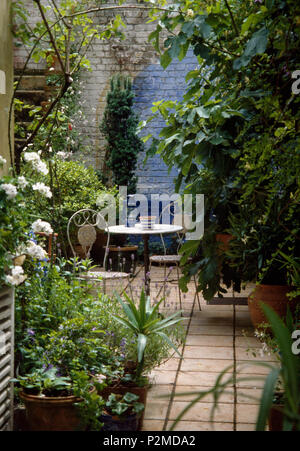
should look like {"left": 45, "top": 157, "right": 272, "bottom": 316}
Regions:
{"left": 19, "top": 390, "right": 84, "bottom": 431}
{"left": 100, "top": 412, "right": 139, "bottom": 431}
{"left": 216, "top": 233, "right": 233, "bottom": 253}
{"left": 98, "top": 383, "right": 148, "bottom": 430}
{"left": 268, "top": 405, "right": 284, "bottom": 431}
{"left": 248, "top": 284, "right": 300, "bottom": 329}
{"left": 268, "top": 404, "right": 300, "bottom": 431}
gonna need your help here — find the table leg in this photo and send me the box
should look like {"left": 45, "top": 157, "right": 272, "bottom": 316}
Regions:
{"left": 143, "top": 235, "right": 150, "bottom": 296}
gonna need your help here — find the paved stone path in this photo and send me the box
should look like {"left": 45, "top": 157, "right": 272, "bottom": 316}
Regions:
{"left": 129, "top": 267, "right": 275, "bottom": 431}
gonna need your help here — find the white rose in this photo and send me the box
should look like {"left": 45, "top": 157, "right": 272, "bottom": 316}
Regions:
{"left": 1, "top": 183, "right": 18, "bottom": 200}
{"left": 32, "top": 182, "right": 52, "bottom": 198}
{"left": 18, "top": 176, "right": 29, "bottom": 189}
{"left": 0, "top": 156, "right": 7, "bottom": 166}
{"left": 23, "top": 152, "right": 49, "bottom": 175}
{"left": 26, "top": 241, "right": 48, "bottom": 260}
{"left": 32, "top": 219, "right": 53, "bottom": 235}
{"left": 6, "top": 266, "right": 26, "bottom": 286}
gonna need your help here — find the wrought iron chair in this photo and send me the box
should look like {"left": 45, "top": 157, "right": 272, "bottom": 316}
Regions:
{"left": 149, "top": 204, "right": 201, "bottom": 311}
{"left": 67, "top": 209, "right": 132, "bottom": 296}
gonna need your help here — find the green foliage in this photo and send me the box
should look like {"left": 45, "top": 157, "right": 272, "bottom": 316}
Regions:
{"left": 0, "top": 173, "right": 29, "bottom": 287}
{"left": 15, "top": 259, "right": 95, "bottom": 373}
{"left": 113, "top": 289, "right": 184, "bottom": 380}
{"left": 72, "top": 371, "right": 105, "bottom": 431}
{"left": 105, "top": 392, "right": 144, "bottom": 417}
{"left": 256, "top": 305, "right": 300, "bottom": 431}
{"left": 43, "top": 317, "right": 112, "bottom": 376}
{"left": 100, "top": 74, "right": 144, "bottom": 193}
{"left": 144, "top": 0, "right": 300, "bottom": 298}
{"left": 12, "top": 366, "right": 72, "bottom": 396}
{"left": 22, "top": 159, "right": 117, "bottom": 254}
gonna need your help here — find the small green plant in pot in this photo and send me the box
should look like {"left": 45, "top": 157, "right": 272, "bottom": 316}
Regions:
{"left": 100, "top": 392, "right": 144, "bottom": 431}
{"left": 113, "top": 289, "right": 183, "bottom": 382}
{"left": 96, "top": 289, "right": 184, "bottom": 429}
{"left": 13, "top": 315, "right": 114, "bottom": 431}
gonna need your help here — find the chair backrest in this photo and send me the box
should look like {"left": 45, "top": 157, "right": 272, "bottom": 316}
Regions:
{"left": 67, "top": 209, "right": 110, "bottom": 267}
{"left": 158, "top": 202, "right": 184, "bottom": 255}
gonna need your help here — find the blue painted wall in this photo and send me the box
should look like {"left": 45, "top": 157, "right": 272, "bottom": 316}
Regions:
{"left": 132, "top": 49, "right": 198, "bottom": 197}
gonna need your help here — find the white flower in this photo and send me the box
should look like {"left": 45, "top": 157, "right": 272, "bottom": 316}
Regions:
{"left": 94, "top": 374, "right": 106, "bottom": 383}
{"left": 56, "top": 151, "right": 71, "bottom": 160}
{"left": 186, "top": 9, "right": 194, "bottom": 17}
{"left": 6, "top": 266, "right": 26, "bottom": 286}
{"left": 26, "top": 241, "right": 48, "bottom": 260}
{"left": 0, "top": 156, "right": 7, "bottom": 166}
{"left": 24, "top": 151, "right": 40, "bottom": 163}
{"left": 35, "top": 160, "right": 48, "bottom": 175}
{"left": 1, "top": 183, "right": 18, "bottom": 199}
{"left": 32, "top": 219, "right": 53, "bottom": 235}
{"left": 15, "top": 243, "right": 27, "bottom": 256}
{"left": 18, "top": 176, "right": 29, "bottom": 189}
{"left": 23, "top": 152, "right": 48, "bottom": 175}
{"left": 32, "top": 182, "right": 52, "bottom": 198}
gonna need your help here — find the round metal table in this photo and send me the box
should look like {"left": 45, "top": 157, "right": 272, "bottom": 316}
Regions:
{"left": 106, "top": 224, "right": 183, "bottom": 295}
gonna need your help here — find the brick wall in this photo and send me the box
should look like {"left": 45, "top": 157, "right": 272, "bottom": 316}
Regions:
{"left": 16, "top": 1, "right": 197, "bottom": 195}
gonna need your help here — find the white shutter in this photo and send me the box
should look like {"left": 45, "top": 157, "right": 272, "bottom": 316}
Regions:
{"left": 0, "top": 287, "right": 14, "bottom": 431}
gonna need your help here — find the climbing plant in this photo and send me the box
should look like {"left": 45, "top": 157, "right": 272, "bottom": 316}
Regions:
{"left": 142, "top": 0, "right": 300, "bottom": 299}
{"left": 100, "top": 74, "right": 144, "bottom": 193}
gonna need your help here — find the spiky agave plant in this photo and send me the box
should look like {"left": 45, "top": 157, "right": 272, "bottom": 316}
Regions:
{"left": 113, "top": 289, "right": 183, "bottom": 381}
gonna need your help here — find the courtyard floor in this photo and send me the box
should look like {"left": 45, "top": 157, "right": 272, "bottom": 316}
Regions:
{"left": 128, "top": 266, "right": 276, "bottom": 431}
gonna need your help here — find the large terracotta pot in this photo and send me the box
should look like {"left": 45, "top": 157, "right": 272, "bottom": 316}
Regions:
{"left": 248, "top": 284, "right": 299, "bottom": 328}
{"left": 98, "top": 383, "right": 148, "bottom": 430}
{"left": 268, "top": 405, "right": 284, "bottom": 431}
{"left": 216, "top": 233, "right": 233, "bottom": 253}
{"left": 268, "top": 404, "right": 300, "bottom": 431}
{"left": 19, "top": 390, "right": 84, "bottom": 431}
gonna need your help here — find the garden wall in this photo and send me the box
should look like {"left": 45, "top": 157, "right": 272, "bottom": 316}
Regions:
{"left": 0, "top": 0, "right": 14, "bottom": 175}
{"left": 15, "top": 1, "right": 197, "bottom": 195}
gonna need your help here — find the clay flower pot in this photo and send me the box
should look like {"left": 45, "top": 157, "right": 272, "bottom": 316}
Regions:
{"left": 100, "top": 411, "right": 139, "bottom": 431}
{"left": 98, "top": 383, "right": 148, "bottom": 430}
{"left": 20, "top": 390, "right": 84, "bottom": 431}
{"left": 216, "top": 233, "right": 233, "bottom": 253}
{"left": 248, "top": 284, "right": 300, "bottom": 328}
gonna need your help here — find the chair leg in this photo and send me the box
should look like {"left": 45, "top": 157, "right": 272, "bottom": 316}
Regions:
{"left": 129, "top": 278, "right": 134, "bottom": 299}
{"left": 163, "top": 263, "right": 167, "bottom": 306}
{"left": 175, "top": 263, "right": 182, "bottom": 312}
{"left": 193, "top": 274, "right": 201, "bottom": 311}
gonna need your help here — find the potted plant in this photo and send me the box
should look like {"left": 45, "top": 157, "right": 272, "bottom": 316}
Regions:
{"left": 227, "top": 208, "right": 300, "bottom": 328}
{"left": 14, "top": 367, "right": 83, "bottom": 431}
{"left": 14, "top": 367, "right": 104, "bottom": 431}
{"left": 100, "top": 392, "right": 144, "bottom": 431}
{"left": 13, "top": 315, "right": 114, "bottom": 431}
{"left": 95, "top": 289, "right": 184, "bottom": 429}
